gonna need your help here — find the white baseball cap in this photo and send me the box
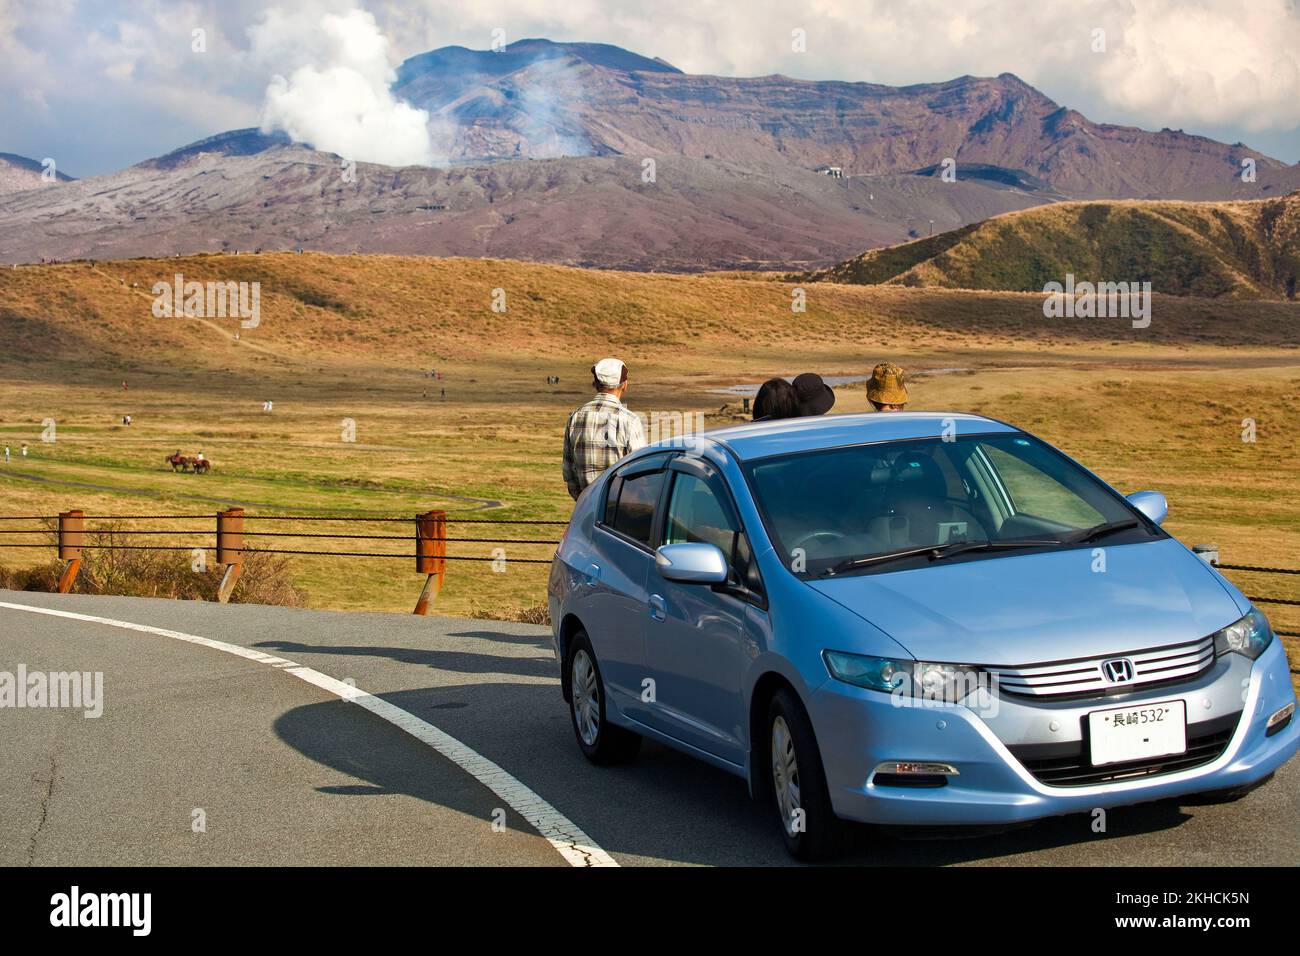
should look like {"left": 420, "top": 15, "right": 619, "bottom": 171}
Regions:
{"left": 593, "top": 357, "right": 628, "bottom": 389}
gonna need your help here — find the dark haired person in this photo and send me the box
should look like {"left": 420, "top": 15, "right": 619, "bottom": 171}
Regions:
{"left": 867, "top": 362, "right": 909, "bottom": 411}
{"left": 752, "top": 378, "right": 801, "bottom": 421}
{"left": 792, "top": 372, "right": 835, "bottom": 416}
{"left": 562, "top": 357, "right": 647, "bottom": 500}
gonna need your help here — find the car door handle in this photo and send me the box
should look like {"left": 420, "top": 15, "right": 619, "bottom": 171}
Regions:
{"left": 648, "top": 594, "right": 667, "bottom": 622}
{"left": 584, "top": 564, "right": 600, "bottom": 588}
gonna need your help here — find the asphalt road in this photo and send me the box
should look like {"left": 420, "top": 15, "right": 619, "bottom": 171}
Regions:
{"left": 2, "top": 589, "right": 1297, "bottom": 867}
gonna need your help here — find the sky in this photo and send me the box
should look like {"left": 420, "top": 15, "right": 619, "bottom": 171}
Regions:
{"left": 4, "top": 0, "right": 1300, "bottom": 177}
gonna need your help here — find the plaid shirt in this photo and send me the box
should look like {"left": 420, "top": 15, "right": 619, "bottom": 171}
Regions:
{"left": 562, "top": 393, "right": 647, "bottom": 500}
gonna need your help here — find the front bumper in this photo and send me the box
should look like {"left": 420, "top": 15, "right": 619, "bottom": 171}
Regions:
{"left": 809, "top": 637, "right": 1299, "bottom": 826}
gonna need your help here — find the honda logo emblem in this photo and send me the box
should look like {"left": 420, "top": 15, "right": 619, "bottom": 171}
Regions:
{"left": 1100, "top": 658, "right": 1135, "bottom": 683}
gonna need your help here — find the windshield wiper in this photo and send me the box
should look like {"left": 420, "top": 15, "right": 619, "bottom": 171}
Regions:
{"left": 820, "top": 546, "right": 939, "bottom": 577}
{"left": 1060, "top": 518, "right": 1141, "bottom": 546}
{"left": 926, "top": 538, "right": 1061, "bottom": 562}
{"left": 820, "top": 538, "right": 1058, "bottom": 577}
{"left": 816, "top": 520, "right": 1145, "bottom": 578}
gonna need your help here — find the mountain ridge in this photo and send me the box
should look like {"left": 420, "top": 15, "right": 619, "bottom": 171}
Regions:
{"left": 0, "top": 153, "right": 76, "bottom": 195}
{"left": 389, "top": 41, "right": 1300, "bottom": 199}
{"left": 4, "top": 39, "right": 1300, "bottom": 269}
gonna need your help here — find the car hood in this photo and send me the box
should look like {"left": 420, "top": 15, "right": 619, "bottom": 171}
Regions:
{"left": 807, "top": 539, "right": 1245, "bottom": 666}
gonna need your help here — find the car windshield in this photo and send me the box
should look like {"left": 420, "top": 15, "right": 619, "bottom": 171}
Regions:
{"left": 744, "top": 433, "right": 1154, "bottom": 578}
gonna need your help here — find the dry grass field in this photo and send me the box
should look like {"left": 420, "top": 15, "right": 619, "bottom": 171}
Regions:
{"left": 1, "top": 253, "right": 1296, "bottom": 682}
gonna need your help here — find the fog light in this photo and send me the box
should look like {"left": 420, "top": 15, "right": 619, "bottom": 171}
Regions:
{"left": 873, "top": 761, "right": 959, "bottom": 776}
{"left": 1266, "top": 702, "right": 1294, "bottom": 736}
{"left": 871, "top": 761, "right": 958, "bottom": 789}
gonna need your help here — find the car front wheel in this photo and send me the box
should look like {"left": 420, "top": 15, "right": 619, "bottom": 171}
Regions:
{"left": 568, "top": 631, "right": 640, "bottom": 765}
{"left": 769, "top": 687, "right": 841, "bottom": 861}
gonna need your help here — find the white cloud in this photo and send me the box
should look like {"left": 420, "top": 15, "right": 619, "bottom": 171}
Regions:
{"left": 250, "top": 3, "right": 438, "bottom": 166}
{"left": 2, "top": 0, "right": 1299, "bottom": 174}
{"left": 1093, "top": 0, "right": 1300, "bottom": 131}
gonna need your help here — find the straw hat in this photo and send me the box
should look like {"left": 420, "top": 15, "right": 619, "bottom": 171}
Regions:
{"left": 866, "top": 362, "right": 908, "bottom": 406}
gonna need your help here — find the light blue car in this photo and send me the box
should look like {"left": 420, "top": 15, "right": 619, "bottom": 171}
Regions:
{"left": 547, "top": 412, "right": 1298, "bottom": 859}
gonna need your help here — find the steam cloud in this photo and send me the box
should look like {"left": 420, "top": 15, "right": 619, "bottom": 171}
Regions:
{"left": 514, "top": 58, "right": 594, "bottom": 158}
{"left": 250, "top": 2, "right": 437, "bottom": 167}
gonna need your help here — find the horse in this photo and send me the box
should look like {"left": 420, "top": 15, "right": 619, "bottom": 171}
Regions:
{"left": 191, "top": 458, "right": 211, "bottom": 475}
{"left": 166, "top": 453, "right": 189, "bottom": 473}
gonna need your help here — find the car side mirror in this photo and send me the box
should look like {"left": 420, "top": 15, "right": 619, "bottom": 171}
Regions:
{"left": 1127, "top": 490, "right": 1168, "bottom": 525}
{"left": 655, "top": 543, "right": 729, "bottom": 585}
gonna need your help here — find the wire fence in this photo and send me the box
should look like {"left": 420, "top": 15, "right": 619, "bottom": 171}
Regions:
{"left": 0, "top": 512, "right": 562, "bottom": 562}
{"left": 0, "top": 512, "right": 1296, "bottom": 631}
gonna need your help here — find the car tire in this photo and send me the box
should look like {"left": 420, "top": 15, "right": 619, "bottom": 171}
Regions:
{"left": 768, "top": 687, "right": 841, "bottom": 861}
{"left": 567, "top": 631, "right": 641, "bottom": 765}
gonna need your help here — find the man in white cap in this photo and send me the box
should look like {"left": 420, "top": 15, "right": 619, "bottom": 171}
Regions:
{"left": 562, "top": 357, "right": 647, "bottom": 501}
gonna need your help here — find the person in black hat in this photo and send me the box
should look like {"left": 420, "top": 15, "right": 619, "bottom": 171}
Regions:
{"left": 792, "top": 372, "right": 835, "bottom": 416}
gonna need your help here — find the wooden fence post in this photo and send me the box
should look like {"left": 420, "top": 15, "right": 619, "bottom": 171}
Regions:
{"left": 216, "top": 507, "right": 245, "bottom": 603}
{"left": 56, "top": 509, "right": 84, "bottom": 594}
{"left": 413, "top": 510, "right": 446, "bottom": 615}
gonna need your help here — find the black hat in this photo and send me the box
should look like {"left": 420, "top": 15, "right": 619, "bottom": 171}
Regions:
{"left": 792, "top": 373, "right": 835, "bottom": 416}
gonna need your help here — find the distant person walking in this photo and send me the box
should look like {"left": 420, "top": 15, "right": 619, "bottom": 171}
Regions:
{"left": 867, "top": 362, "right": 909, "bottom": 411}
{"left": 563, "top": 357, "right": 646, "bottom": 501}
{"left": 752, "top": 378, "right": 801, "bottom": 421}
{"left": 3, "top": 446, "right": 8, "bottom": 463}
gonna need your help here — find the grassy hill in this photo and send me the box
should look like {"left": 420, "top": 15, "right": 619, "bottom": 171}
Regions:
{"left": 808, "top": 193, "right": 1300, "bottom": 299}
{"left": 3, "top": 250, "right": 1299, "bottom": 386}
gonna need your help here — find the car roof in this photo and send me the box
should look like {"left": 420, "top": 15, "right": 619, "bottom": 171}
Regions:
{"left": 652, "top": 412, "right": 1018, "bottom": 462}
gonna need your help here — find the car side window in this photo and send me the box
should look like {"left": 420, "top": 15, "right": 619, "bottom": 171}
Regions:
{"left": 664, "top": 473, "right": 734, "bottom": 550}
{"left": 982, "top": 444, "right": 1106, "bottom": 529}
{"left": 609, "top": 468, "right": 666, "bottom": 546}
{"left": 664, "top": 472, "right": 763, "bottom": 595}
{"left": 603, "top": 475, "right": 622, "bottom": 526}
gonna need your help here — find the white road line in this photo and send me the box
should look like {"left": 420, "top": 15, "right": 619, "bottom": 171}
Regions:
{"left": 0, "top": 600, "right": 617, "bottom": 868}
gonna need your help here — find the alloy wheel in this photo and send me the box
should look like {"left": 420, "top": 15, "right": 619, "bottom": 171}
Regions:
{"left": 771, "top": 715, "right": 802, "bottom": 835}
{"left": 572, "top": 649, "right": 600, "bottom": 746}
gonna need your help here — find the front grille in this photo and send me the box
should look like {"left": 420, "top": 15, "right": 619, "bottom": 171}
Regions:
{"left": 986, "top": 635, "right": 1215, "bottom": 699}
{"left": 1008, "top": 712, "right": 1240, "bottom": 787}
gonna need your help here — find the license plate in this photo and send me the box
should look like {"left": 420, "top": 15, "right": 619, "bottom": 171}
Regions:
{"left": 1088, "top": 700, "right": 1187, "bottom": 767}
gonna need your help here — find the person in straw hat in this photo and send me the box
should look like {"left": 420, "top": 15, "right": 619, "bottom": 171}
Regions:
{"left": 866, "top": 362, "right": 908, "bottom": 412}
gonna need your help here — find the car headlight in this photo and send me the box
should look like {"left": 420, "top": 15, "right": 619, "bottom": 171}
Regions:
{"left": 914, "top": 662, "right": 982, "bottom": 702}
{"left": 1213, "top": 608, "right": 1273, "bottom": 660}
{"left": 822, "top": 651, "right": 982, "bottom": 702}
{"left": 822, "top": 650, "right": 911, "bottom": 692}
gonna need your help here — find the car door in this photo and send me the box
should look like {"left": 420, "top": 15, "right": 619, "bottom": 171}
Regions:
{"left": 585, "top": 454, "right": 671, "bottom": 722}
{"left": 642, "top": 457, "right": 762, "bottom": 765}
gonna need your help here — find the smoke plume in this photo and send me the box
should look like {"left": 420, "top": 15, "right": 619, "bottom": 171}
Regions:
{"left": 250, "top": 2, "right": 437, "bottom": 167}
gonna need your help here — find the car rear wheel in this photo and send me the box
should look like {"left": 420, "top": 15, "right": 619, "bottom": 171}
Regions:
{"left": 568, "top": 632, "right": 640, "bottom": 765}
{"left": 768, "top": 687, "right": 841, "bottom": 861}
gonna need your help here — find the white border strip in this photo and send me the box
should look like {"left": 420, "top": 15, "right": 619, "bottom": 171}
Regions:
{"left": 0, "top": 601, "right": 617, "bottom": 868}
